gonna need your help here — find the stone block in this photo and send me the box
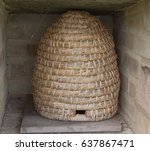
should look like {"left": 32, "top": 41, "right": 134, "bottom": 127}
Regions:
{"left": 148, "top": 124, "right": 150, "bottom": 133}
{"left": 119, "top": 92, "right": 136, "bottom": 126}
{"left": 129, "top": 81, "right": 137, "bottom": 98}
{"left": 0, "top": 58, "right": 6, "bottom": 75}
{"left": 121, "top": 52, "right": 139, "bottom": 77}
{"left": 7, "top": 26, "right": 25, "bottom": 39}
{"left": 7, "top": 14, "right": 59, "bottom": 41}
{"left": 8, "top": 79, "right": 32, "bottom": 95}
{"left": 0, "top": 47, "right": 5, "bottom": 62}
{"left": 8, "top": 14, "right": 58, "bottom": 27}
{"left": 0, "top": 1, "right": 7, "bottom": 127}
{"left": 145, "top": 4, "right": 150, "bottom": 32}
{"left": 120, "top": 73, "right": 128, "bottom": 92}
{"left": 24, "top": 64, "right": 34, "bottom": 76}
{"left": 2, "top": 113, "right": 22, "bottom": 128}
{"left": 0, "top": 107, "right": 5, "bottom": 127}
{"left": 39, "top": 14, "right": 59, "bottom": 26}
{"left": 134, "top": 107, "right": 150, "bottom": 133}
{"left": 24, "top": 25, "right": 46, "bottom": 41}
{"left": 117, "top": 31, "right": 134, "bottom": 51}
{"left": 6, "top": 43, "right": 37, "bottom": 57}
{"left": 137, "top": 58, "right": 150, "bottom": 116}
{"left": 120, "top": 88, "right": 150, "bottom": 133}
{"left": 126, "top": 12, "right": 146, "bottom": 32}
{"left": 8, "top": 14, "right": 44, "bottom": 27}
{"left": 7, "top": 64, "right": 25, "bottom": 79}
{"left": 0, "top": 80, "right": 7, "bottom": 97}
{"left": 7, "top": 63, "right": 34, "bottom": 80}
{"left": 5, "top": 97, "right": 27, "bottom": 114}
{"left": 120, "top": 105, "right": 150, "bottom": 133}
{"left": 134, "top": 37, "right": 150, "bottom": 59}
{"left": 0, "top": 89, "right": 7, "bottom": 127}
{"left": 7, "top": 56, "right": 35, "bottom": 64}
{"left": 0, "top": 1, "right": 5, "bottom": 16}
{"left": 0, "top": 128, "right": 19, "bottom": 134}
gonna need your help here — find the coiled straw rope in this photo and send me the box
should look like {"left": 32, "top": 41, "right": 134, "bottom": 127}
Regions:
{"left": 32, "top": 11, "right": 120, "bottom": 121}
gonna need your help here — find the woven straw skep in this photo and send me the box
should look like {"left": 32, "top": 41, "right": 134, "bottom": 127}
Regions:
{"left": 32, "top": 11, "right": 120, "bottom": 121}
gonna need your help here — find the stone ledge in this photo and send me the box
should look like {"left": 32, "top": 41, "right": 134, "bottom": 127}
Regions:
{"left": 21, "top": 105, "right": 122, "bottom": 134}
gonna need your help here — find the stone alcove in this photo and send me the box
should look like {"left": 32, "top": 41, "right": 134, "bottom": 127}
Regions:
{"left": 0, "top": 0, "right": 150, "bottom": 133}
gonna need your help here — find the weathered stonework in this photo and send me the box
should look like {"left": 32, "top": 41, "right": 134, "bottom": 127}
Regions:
{"left": 0, "top": 0, "right": 8, "bottom": 127}
{"left": 137, "top": 58, "right": 150, "bottom": 117}
{"left": 115, "top": 0, "right": 150, "bottom": 133}
{"left": 0, "top": 0, "right": 149, "bottom": 133}
{"left": 3, "top": 0, "right": 139, "bottom": 14}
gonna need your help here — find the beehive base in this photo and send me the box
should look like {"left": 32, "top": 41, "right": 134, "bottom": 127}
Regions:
{"left": 20, "top": 103, "right": 122, "bottom": 133}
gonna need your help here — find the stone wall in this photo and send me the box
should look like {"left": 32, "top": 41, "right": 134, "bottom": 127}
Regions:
{"left": 6, "top": 14, "right": 113, "bottom": 97}
{"left": 0, "top": 0, "right": 8, "bottom": 126}
{"left": 114, "top": 0, "right": 150, "bottom": 133}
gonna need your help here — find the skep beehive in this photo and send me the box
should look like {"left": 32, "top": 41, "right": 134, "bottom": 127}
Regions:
{"left": 32, "top": 11, "right": 120, "bottom": 121}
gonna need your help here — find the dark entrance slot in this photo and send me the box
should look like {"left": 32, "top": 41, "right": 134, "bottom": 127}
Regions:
{"left": 76, "top": 110, "right": 86, "bottom": 115}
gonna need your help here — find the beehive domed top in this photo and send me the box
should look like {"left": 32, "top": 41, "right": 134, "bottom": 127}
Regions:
{"left": 42, "top": 11, "right": 114, "bottom": 51}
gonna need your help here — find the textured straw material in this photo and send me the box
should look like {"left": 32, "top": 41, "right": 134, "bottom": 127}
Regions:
{"left": 32, "top": 11, "right": 120, "bottom": 121}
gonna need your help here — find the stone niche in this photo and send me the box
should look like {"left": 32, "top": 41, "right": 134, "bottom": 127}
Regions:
{"left": 0, "top": 0, "right": 150, "bottom": 134}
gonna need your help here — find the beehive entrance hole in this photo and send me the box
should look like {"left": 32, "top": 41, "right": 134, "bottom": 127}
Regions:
{"left": 76, "top": 110, "right": 86, "bottom": 115}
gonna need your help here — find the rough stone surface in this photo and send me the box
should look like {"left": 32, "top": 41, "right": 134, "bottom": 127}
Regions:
{"left": 21, "top": 106, "right": 122, "bottom": 133}
{"left": 0, "top": 96, "right": 133, "bottom": 134}
{"left": 134, "top": 107, "right": 150, "bottom": 133}
{"left": 128, "top": 81, "right": 136, "bottom": 98}
{"left": 121, "top": 52, "right": 139, "bottom": 76}
{"left": 138, "top": 58, "right": 150, "bottom": 117}
{"left": 119, "top": 92, "right": 136, "bottom": 122}
{"left": 120, "top": 73, "right": 128, "bottom": 93}
{"left": 0, "top": 95, "right": 30, "bottom": 133}
{"left": 114, "top": 0, "right": 150, "bottom": 133}
{"left": 0, "top": 0, "right": 8, "bottom": 127}
{"left": 6, "top": 14, "right": 113, "bottom": 97}
{"left": 3, "top": 0, "right": 139, "bottom": 14}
